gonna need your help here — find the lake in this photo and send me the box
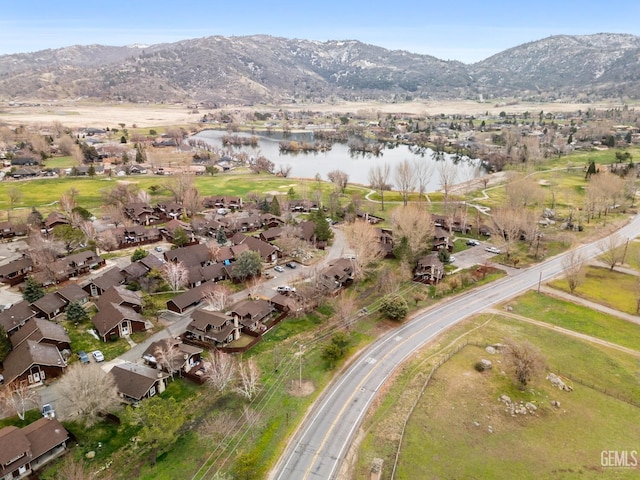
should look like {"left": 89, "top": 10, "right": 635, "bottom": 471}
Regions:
{"left": 192, "top": 129, "right": 486, "bottom": 191}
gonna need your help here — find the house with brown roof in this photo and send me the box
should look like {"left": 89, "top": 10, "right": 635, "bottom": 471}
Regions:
{"left": 113, "top": 226, "right": 162, "bottom": 249}
{"left": 124, "top": 203, "right": 161, "bottom": 225}
{"left": 0, "top": 221, "right": 27, "bottom": 239}
{"left": 10, "top": 318, "right": 71, "bottom": 352}
{"left": 30, "top": 292, "right": 68, "bottom": 320}
{"left": 164, "top": 243, "right": 210, "bottom": 267}
{"left": 234, "top": 235, "right": 279, "bottom": 263}
{"left": 185, "top": 309, "right": 240, "bottom": 346}
{"left": 142, "top": 338, "right": 203, "bottom": 375}
{"left": 0, "top": 301, "right": 36, "bottom": 336}
{"left": 319, "top": 258, "right": 354, "bottom": 291}
{"left": 414, "top": 254, "right": 445, "bottom": 284}
{"left": 1, "top": 340, "right": 67, "bottom": 386}
{"left": 55, "top": 283, "right": 89, "bottom": 306}
{"left": 82, "top": 267, "right": 124, "bottom": 297}
{"left": 110, "top": 362, "right": 169, "bottom": 403}
{"left": 160, "top": 218, "right": 195, "bottom": 243}
{"left": 259, "top": 227, "right": 283, "bottom": 243}
{"left": 230, "top": 299, "right": 274, "bottom": 332}
{"left": 92, "top": 287, "right": 145, "bottom": 342}
{"left": 156, "top": 202, "right": 183, "bottom": 220}
{"left": 0, "top": 256, "right": 33, "bottom": 286}
{"left": 44, "top": 212, "right": 69, "bottom": 232}
{"left": 187, "top": 263, "right": 228, "bottom": 288}
{"left": 166, "top": 282, "right": 211, "bottom": 313}
{"left": 0, "top": 417, "right": 69, "bottom": 480}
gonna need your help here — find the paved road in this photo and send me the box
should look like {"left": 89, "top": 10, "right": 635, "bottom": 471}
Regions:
{"left": 270, "top": 215, "right": 640, "bottom": 480}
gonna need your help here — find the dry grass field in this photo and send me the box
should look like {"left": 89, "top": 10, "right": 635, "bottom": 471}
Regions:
{"left": 0, "top": 99, "right": 625, "bottom": 129}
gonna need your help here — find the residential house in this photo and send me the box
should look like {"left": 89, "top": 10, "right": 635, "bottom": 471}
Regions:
{"left": 233, "top": 235, "right": 280, "bottom": 263}
{"left": 259, "top": 227, "right": 283, "bottom": 243}
{"left": 124, "top": 203, "right": 161, "bottom": 225}
{"left": 10, "top": 156, "right": 41, "bottom": 167}
{"left": 376, "top": 228, "right": 395, "bottom": 258}
{"left": 0, "top": 256, "right": 33, "bottom": 286}
{"left": 142, "top": 338, "right": 203, "bottom": 374}
{"left": 185, "top": 309, "right": 240, "bottom": 346}
{"left": 259, "top": 213, "right": 284, "bottom": 229}
{"left": 164, "top": 243, "right": 210, "bottom": 268}
{"left": 30, "top": 293, "right": 67, "bottom": 320}
{"left": 55, "top": 283, "right": 89, "bottom": 306}
{"left": 156, "top": 202, "right": 183, "bottom": 220}
{"left": 186, "top": 263, "right": 228, "bottom": 288}
{"left": 0, "top": 302, "right": 36, "bottom": 336}
{"left": 110, "top": 362, "right": 169, "bottom": 403}
{"left": 113, "top": 226, "right": 162, "bottom": 249}
{"left": 43, "top": 212, "right": 69, "bottom": 232}
{"left": 230, "top": 299, "right": 274, "bottom": 332}
{"left": 0, "top": 221, "right": 27, "bottom": 239}
{"left": 11, "top": 167, "right": 40, "bottom": 179}
{"left": 414, "top": 254, "right": 445, "bottom": 284}
{"left": 319, "top": 258, "right": 354, "bottom": 291}
{"left": 432, "top": 227, "right": 453, "bottom": 252}
{"left": 0, "top": 418, "right": 69, "bottom": 480}
{"left": 92, "top": 287, "right": 146, "bottom": 341}
{"left": 9, "top": 318, "right": 71, "bottom": 352}
{"left": 270, "top": 293, "right": 301, "bottom": 314}
{"left": 202, "top": 195, "right": 243, "bottom": 211}
{"left": 166, "top": 283, "right": 211, "bottom": 313}
{"left": 1, "top": 340, "right": 67, "bottom": 386}
{"left": 82, "top": 267, "right": 124, "bottom": 297}
{"left": 289, "top": 199, "right": 318, "bottom": 212}
{"left": 298, "top": 220, "right": 316, "bottom": 243}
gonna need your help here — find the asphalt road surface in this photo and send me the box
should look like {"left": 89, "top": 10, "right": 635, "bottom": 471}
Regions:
{"left": 270, "top": 215, "right": 640, "bottom": 480}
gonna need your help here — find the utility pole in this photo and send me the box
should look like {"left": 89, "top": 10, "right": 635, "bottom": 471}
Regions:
{"left": 298, "top": 343, "right": 303, "bottom": 390}
{"left": 537, "top": 271, "right": 542, "bottom": 294}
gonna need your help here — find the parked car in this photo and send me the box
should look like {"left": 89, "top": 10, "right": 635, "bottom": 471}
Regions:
{"left": 466, "top": 239, "right": 480, "bottom": 246}
{"left": 78, "top": 351, "right": 90, "bottom": 364}
{"left": 448, "top": 255, "right": 456, "bottom": 263}
{"left": 274, "top": 265, "right": 284, "bottom": 272}
{"left": 41, "top": 404, "right": 55, "bottom": 418}
{"left": 154, "top": 246, "right": 163, "bottom": 252}
{"left": 92, "top": 350, "right": 105, "bottom": 362}
{"left": 485, "top": 246, "right": 501, "bottom": 254}
{"left": 277, "top": 285, "right": 296, "bottom": 293}
{"left": 285, "top": 262, "right": 297, "bottom": 269}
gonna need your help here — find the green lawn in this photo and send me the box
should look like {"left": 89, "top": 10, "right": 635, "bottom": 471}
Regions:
{"left": 549, "top": 265, "right": 639, "bottom": 315}
{"left": 356, "top": 314, "right": 640, "bottom": 480}
{"left": 507, "top": 290, "right": 640, "bottom": 351}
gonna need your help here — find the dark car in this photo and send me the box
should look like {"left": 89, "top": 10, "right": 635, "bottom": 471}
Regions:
{"left": 78, "top": 351, "right": 90, "bottom": 364}
{"left": 285, "top": 262, "right": 297, "bottom": 269}
{"left": 466, "top": 239, "right": 480, "bottom": 246}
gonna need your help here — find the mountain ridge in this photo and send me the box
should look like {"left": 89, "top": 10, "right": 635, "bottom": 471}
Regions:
{"left": 1, "top": 33, "right": 638, "bottom": 105}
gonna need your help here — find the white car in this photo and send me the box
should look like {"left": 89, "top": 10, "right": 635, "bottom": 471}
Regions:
{"left": 92, "top": 350, "right": 105, "bottom": 362}
{"left": 274, "top": 265, "right": 284, "bottom": 272}
{"left": 277, "top": 285, "right": 296, "bottom": 293}
{"left": 485, "top": 246, "right": 501, "bottom": 254}
{"left": 448, "top": 255, "right": 456, "bottom": 263}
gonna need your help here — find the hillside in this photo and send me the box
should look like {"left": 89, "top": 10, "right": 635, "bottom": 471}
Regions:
{"left": 1, "top": 33, "right": 640, "bottom": 104}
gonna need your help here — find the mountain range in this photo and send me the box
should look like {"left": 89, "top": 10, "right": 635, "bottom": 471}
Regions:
{"left": 0, "top": 33, "right": 639, "bottom": 105}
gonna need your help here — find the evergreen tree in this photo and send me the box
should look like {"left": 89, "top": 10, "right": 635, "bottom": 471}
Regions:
{"left": 26, "top": 207, "right": 44, "bottom": 228}
{"left": 216, "top": 227, "right": 227, "bottom": 245}
{"left": 0, "top": 325, "right": 10, "bottom": 362}
{"left": 172, "top": 227, "right": 189, "bottom": 248}
{"left": 135, "top": 145, "right": 145, "bottom": 163}
{"left": 120, "top": 135, "right": 127, "bottom": 144}
{"left": 23, "top": 276, "right": 44, "bottom": 303}
{"left": 131, "top": 248, "right": 148, "bottom": 262}
{"left": 88, "top": 164, "right": 96, "bottom": 176}
{"left": 259, "top": 198, "right": 270, "bottom": 213}
{"left": 122, "top": 152, "right": 129, "bottom": 164}
{"left": 311, "top": 209, "right": 333, "bottom": 242}
{"left": 270, "top": 196, "right": 281, "bottom": 216}
{"left": 585, "top": 160, "right": 597, "bottom": 179}
{"left": 66, "top": 301, "right": 89, "bottom": 323}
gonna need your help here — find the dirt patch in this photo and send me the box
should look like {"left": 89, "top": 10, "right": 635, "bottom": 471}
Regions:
{"left": 286, "top": 379, "right": 315, "bottom": 397}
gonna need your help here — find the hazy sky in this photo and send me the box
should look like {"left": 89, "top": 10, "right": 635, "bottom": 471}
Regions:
{"left": 2, "top": 1, "right": 640, "bottom": 63}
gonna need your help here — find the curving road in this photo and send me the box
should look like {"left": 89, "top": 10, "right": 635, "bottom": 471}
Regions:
{"left": 270, "top": 215, "right": 640, "bottom": 480}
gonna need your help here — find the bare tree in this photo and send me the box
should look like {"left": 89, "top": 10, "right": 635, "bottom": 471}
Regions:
{"left": 163, "top": 261, "right": 189, "bottom": 292}
{"left": 368, "top": 163, "right": 391, "bottom": 211}
{"left": 166, "top": 172, "right": 195, "bottom": 204}
{"left": 502, "top": 338, "right": 546, "bottom": 390}
{"left": 597, "top": 234, "right": 626, "bottom": 271}
{"left": 7, "top": 187, "right": 22, "bottom": 219}
{"left": 54, "top": 456, "right": 95, "bottom": 480}
{"left": 97, "top": 228, "right": 119, "bottom": 252}
{"left": 235, "top": 359, "right": 261, "bottom": 400}
{"left": 154, "top": 340, "right": 181, "bottom": 379}
{"left": 413, "top": 158, "right": 434, "bottom": 201}
{"left": 437, "top": 162, "right": 457, "bottom": 205}
{"left": 391, "top": 203, "right": 434, "bottom": 262}
{"left": 331, "top": 290, "right": 357, "bottom": 328}
{"left": 59, "top": 193, "right": 77, "bottom": 217}
{"left": 344, "top": 220, "right": 386, "bottom": 279}
{"left": 202, "top": 284, "right": 232, "bottom": 311}
{"left": 394, "top": 159, "right": 416, "bottom": 206}
{"left": 504, "top": 172, "right": 544, "bottom": 209}
{"left": 103, "top": 204, "right": 128, "bottom": 228}
{"left": 490, "top": 207, "right": 525, "bottom": 260}
{"left": 277, "top": 225, "right": 305, "bottom": 258}
{"left": 204, "top": 351, "right": 237, "bottom": 392}
{"left": 278, "top": 164, "right": 293, "bottom": 178}
{"left": 0, "top": 380, "right": 40, "bottom": 420}
{"left": 246, "top": 276, "right": 264, "bottom": 299}
{"left": 327, "top": 169, "right": 349, "bottom": 193}
{"left": 182, "top": 186, "right": 203, "bottom": 218}
{"left": 561, "top": 249, "right": 587, "bottom": 294}
{"left": 56, "top": 363, "right": 120, "bottom": 426}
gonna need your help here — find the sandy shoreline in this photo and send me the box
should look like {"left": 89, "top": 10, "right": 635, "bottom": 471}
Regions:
{"left": 0, "top": 99, "right": 625, "bottom": 129}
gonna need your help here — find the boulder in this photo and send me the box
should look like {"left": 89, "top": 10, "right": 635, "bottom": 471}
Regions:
{"left": 480, "top": 359, "right": 493, "bottom": 369}
{"left": 485, "top": 345, "right": 496, "bottom": 355}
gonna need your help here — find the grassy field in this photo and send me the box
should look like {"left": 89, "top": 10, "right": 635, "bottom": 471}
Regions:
{"left": 549, "top": 265, "right": 639, "bottom": 315}
{"left": 356, "top": 314, "right": 640, "bottom": 480}
{"left": 507, "top": 290, "right": 640, "bottom": 351}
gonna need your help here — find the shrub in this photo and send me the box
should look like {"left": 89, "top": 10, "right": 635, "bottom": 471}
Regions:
{"left": 380, "top": 295, "right": 409, "bottom": 321}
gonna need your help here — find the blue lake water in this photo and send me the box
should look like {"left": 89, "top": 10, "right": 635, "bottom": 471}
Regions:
{"left": 192, "top": 129, "right": 485, "bottom": 191}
